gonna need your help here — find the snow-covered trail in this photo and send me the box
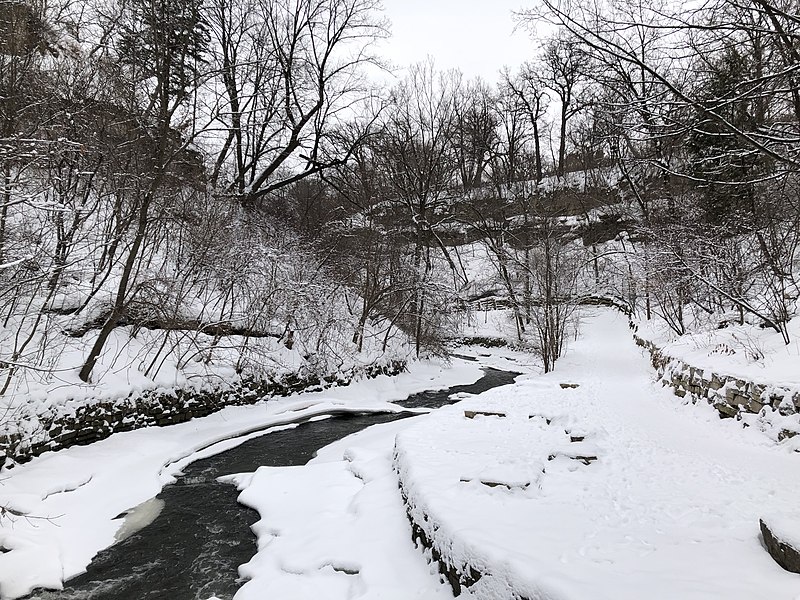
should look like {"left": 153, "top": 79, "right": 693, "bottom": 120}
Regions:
{"left": 394, "top": 309, "right": 800, "bottom": 600}
{"left": 560, "top": 309, "right": 793, "bottom": 462}
{"left": 560, "top": 309, "right": 797, "bottom": 491}
{"left": 544, "top": 310, "right": 800, "bottom": 598}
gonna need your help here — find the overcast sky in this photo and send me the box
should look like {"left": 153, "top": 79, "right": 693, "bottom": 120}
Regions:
{"left": 376, "top": 0, "right": 538, "bottom": 84}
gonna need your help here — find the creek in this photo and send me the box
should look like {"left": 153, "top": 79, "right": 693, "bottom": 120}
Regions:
{"left": 28, "top": 367, "right": 518, "bottom": 600}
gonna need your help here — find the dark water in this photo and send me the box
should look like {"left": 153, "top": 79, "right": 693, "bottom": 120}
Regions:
{"left": 397, "top": 366, "right": 518, "bottom": 409}
{"left": 28, "top": 367, "right": 518, "bottom": 600}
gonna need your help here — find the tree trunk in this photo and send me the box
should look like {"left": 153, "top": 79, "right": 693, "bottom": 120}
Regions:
{"left": 79, "top": 195, "right": 152, "bottom": 382}
{"left": 0, "top": 163, "right": 9, "bottom": 265}
{"left": 558, "top": 104, "right": 568, "bottom": 178}
{"left": 533, "top": 105, "right": 543, "bottom": 183}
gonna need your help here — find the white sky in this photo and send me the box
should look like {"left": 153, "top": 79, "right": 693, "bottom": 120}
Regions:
{"left": 376, "top": 0, "right": 538, "bottom": 84}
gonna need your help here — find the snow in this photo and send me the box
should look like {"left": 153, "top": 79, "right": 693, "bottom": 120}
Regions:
{"left": 394, "top": 310, "right": 800, "bottom": 600}
{"left": 227, "top": 418, "right": 452, "bottom": 600}
{"left": 637, "top": 311, "right": 800, "bottom": 387}
{"left": 0, "top": 357, "right": 482, "bottom": 600}
{"left": 4, "top": 307, "right": 800, "bottom": 600}
{"left": 0, "top": 206, "right": 419, "bottom": 432}
{"left": 453, "top": 342, "right": 539, "bottom": 374}
{"left": 0, "top": 318, "right": 405, "bottom": 430}
{"left": 460, "top": 306, "right": 518, "bottom": 339}
{"left": 113, "top": 497, "right": 165, "bottom": 542}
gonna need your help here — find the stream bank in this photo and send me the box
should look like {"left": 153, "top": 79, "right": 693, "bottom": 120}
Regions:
{"left": 25, "top": 367, "right": 519, "bottom": 600}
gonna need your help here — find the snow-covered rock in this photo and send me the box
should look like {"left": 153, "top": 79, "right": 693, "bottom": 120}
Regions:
{"left": 761, "top": 517, "right": 800, "bottom": 574}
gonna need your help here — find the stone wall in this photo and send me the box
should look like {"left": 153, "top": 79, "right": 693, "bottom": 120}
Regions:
{"left": 395, "top": 478, "right": 534, "bottom": 599}
{"left": 634, "top": 335, "right": 800, "bottom": 441}
{"left": 395, "top": 449, "right": 532, "bottom": 600}
{"left": 0, "top": 360, "right": 406, "bottom": 467}
{"left": 398, "top": 484, "right": 485, "bottom": 597}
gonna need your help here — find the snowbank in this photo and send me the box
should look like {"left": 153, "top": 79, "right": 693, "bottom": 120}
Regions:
{"left": 227, "top": 418, "right": 453, "bottom": 600}
{"left": 635, "top": 334, "right": 800, "bottom": 442}
{"left": 0, "top": 358, "right": 406, "bottom": 466}
{"left": 636, "top": 314, "right": 800, "bottom": 387}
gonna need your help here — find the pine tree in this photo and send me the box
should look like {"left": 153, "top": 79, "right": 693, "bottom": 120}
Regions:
{"left": 687, "top": 46, "right": 766, "bottom": 226}
{"left": 117, "top": 0, "right": 209, "bottom": 125}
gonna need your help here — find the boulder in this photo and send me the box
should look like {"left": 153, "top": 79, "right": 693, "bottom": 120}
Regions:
{"left": 714, "top": 402, "right": 738, "bottom": 418}
{"left": 760, "top": 518, "right": 800, "bottom": 573}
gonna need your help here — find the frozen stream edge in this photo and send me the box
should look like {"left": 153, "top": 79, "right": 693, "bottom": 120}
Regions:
{"left": 0, "top": 357, "right": 498, "bottom": 599}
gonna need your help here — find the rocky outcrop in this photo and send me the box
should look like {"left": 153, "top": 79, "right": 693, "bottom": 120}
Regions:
{"left": 0, "top": 360, "right": 405, "bottom": 467}
{"left": 760, "top": 519, "right": 800, "bottom": 573}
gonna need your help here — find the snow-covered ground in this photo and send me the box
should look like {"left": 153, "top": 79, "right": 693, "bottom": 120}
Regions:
{"left": 459, "top": 306, "right": 519, "bottom": 340}
{"left": 637, "top": 313, "right": 800, "bottom": 387}
{"left": 0, "top": 358, "right": 483, "bottom": 599}
{"left": 225, "top": 417, "right": 455, "bottom": 600}
{"left": 4, "top": 308, "right": 799, "bottom": 600}
{"left": 394, "top": 309, "right": 800, "bottom": 599}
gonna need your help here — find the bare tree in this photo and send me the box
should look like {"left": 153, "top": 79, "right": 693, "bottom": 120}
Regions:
{"left": 375, "top": 60, "right": 464, "bottom": 354}
{"left": 452, "top": 76, "right": 498, "bottom": 191}
{"left": 503, "top": 64, "right": 549, "bottom": 183}
{"left": 78, "top": 0, "right": 211, "bottom": 381}
{"left": 519, "top": 0, "right": 800, "bottom": 341}
{"left": 207, "top": 0, "right": 388, "bottom": 203}
{"left": 523, "top": 208, "right": 583, "bottom": 372}
{"left": 540, "top": 33, "right": 592, "bottom": 178}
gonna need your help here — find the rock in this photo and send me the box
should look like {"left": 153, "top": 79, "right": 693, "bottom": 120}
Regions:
{"left": 459, "top": 478, "right": 530, "bottom": 490}
{"left": 779, "top": 399, "right": 797, "bottom": 416}
{"left": 463, "top": 410, "right": 506, "bottom": 419}
{"left": 760, "top": 519, "right": 800, "bottom": 573}
{"left": 528, "top": 414, "right": 552, "bottom": 425}
{"left": 548, "top": 452, "right": 597, "bottom": 465}
{"left": 767, "top": 393, "right": 785, "bottom": 409}
{"left": 733, "top": 393, "right": 750, "bottom": 407}
{"left": 714, "top": 402, "right": 738, "bottom": 418}
{"left": 746, "top": 397, "right": 765, "bottom": 413}
{"left": 559, "top": 383, "right": 580, "bottom": 389}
